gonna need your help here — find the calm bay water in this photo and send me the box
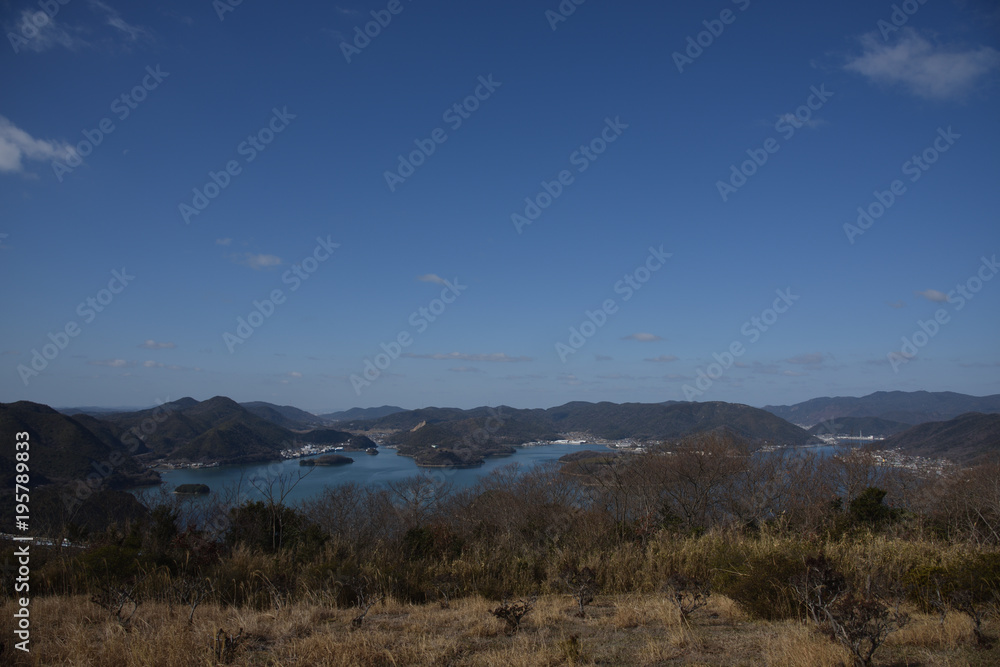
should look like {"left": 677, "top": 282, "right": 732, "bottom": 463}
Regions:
{"left": 143, "top": 443, "right": 597, "bottom": 505}
{"left": 138, "top": 443, "right": 859, "bottom": 506}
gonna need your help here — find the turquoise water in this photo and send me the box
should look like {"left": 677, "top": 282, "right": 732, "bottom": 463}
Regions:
{"left": 141, "top": 443, "right": 601, "bottom": 505}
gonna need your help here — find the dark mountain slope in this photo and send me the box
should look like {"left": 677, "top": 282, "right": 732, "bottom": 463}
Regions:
{"left": 100, "top": 397, "right": 351, "bottom": 464}
{"left": 879, "top": 413, "right": 1000, "bottom": 463}
{"left": 764, "top": 391, "right": 1000, "bottom": 426}
{"left": 806, "top": 416, "right": 912, "bottom": 438}
{"left": 240, "top": 401, "right": 329, "bottom": 428}
{"left": 0, "top": 401, "right": 154, "bottom": 489}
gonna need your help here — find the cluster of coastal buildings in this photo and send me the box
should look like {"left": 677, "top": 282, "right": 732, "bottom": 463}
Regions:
{"left": 280, "top": 443, "right": 345, "bottom": 459}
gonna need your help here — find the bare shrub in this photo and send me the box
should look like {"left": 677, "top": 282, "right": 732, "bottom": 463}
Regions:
{"left": 791, "top": 556, "right": 908, "bottom": 667}
{"left": 664, "top": 573, "right": 711, "bottom": 622}
{"left": 490, "top": 595, "right": 536, "bottom": 635}
{"left": 90, "top": 576, "right": 144, "bottom": 629}
{"left": 340, "top": 576, "right": 384, "bottom": 629}
{"left": 947, "top": 589, "right": 993, "bottom": 647}
{"left": 431, "top": 573, "right": 459, "bottom": 609}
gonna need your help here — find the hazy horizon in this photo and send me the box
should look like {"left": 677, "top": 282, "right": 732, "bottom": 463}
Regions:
{"left": 22, "top": 387, "right": 993, "bottom": 419}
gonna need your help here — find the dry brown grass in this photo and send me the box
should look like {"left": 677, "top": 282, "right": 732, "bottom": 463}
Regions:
{"left": 2, "top": 592, "right": 998, "bottom": 666}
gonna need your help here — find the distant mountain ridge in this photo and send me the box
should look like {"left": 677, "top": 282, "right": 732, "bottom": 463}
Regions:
{"left": 349, "top": 400, "right": 814, "bottom": 447}
{"left": 13, "top": 393, "right": 998, "bottom": 476}
{"left": 880, "top": 413, "right": 1000, "bottom": 463}
{"left": 99, "top": 396, "right": 352, "bottom": 465}
{"left": 764, "top": 391, "right": 1000, "bottom": 426}
{"left": 321, "top": 405, "right": 406, "bottom": 421}
{"left": 240, "top": 401, "right": 330, "bottom": 429}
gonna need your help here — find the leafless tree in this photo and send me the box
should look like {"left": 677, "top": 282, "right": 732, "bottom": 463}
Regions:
{"left": 249, "top": 467, "right": 314, "bottom": 551}
{"left": 560, "top": 565, "right": 597, "bottom": 617}
{"left": 386, "top": 473, "right": 453, "bottom": 529}
{"left": 173, "top": 576, "right": 213, "bottom": 625}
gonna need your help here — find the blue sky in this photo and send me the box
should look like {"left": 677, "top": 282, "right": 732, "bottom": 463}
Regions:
{"left": 1, "top": 0, "right": 998, "bottom": 413}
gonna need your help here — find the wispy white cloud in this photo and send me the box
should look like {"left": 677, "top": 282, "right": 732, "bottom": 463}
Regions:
{"left": 644, "top": 355, "right": 678, "bottom": 363}
{"left": 404, "top": 352, "right": 532, "bottom": 362}
{"left": 416, "top": 273, "right": 445, "bottom": 284}
{"left": 622, "top": 333, "right": 663, "bottom": 342}
{"left": 89, "top": 359, "right": 133, "bottom": 368}
{"left": 594, "top": 354, "right": 613, "bottom": 361}
{"left": 5, "top": 10, "right": 86, "bottom": 53}
{"left": 0, "top": 116, "right": 76, "bottom": 174}
{"left": 233, "top": 253, "right": 282, "bottom": 270}
{"left": 915, "top": 289, "right": 948, "bottom": 302}
{"left": 216, "top": 238, "right": 233, "bottom": 246}
{"left": 142, "top": 360, "right": 200, "bottom": 371}
{"left": 139, "top": 339, "right": 176, "bottom": 350}
{"left": 886, "top": 300, "right": 906, "bottom": 309}
{"left": 6, "top": 2, "right": 150, "bottom": 54}
{"left": 845, "top": 29, "right": 1000, "bottom": 99}
{"left": 89, "top": 1, "right": 150, "bottom": 44}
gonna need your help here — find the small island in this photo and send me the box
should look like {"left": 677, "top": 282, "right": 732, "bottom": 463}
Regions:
{"left": 173, "top": 483, "right": 210, "bottom": 495}
{"left": 299, "top": 454, "right": 354, "bottom": 467}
